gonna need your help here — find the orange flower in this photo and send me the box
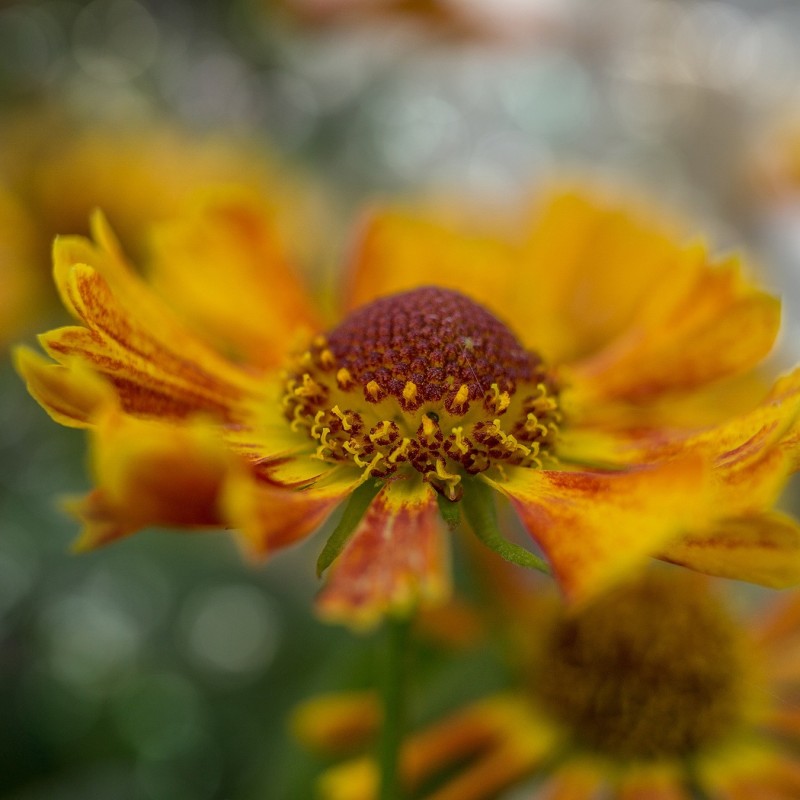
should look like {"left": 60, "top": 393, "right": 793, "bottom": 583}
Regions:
{"left": 302, "top": 570, "right": 800, "bottom": 799}
{"left": 14, "top": 186, "right": 800, "bottom": 626}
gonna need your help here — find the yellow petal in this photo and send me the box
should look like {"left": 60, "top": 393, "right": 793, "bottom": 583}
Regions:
{"left": 571, "top": 254, "right": 781, "bottom": 402}
{"left": 315, "top": 478, "right": 450, "bottom": 629}
{"left": 146, "top": 189, "right": 320, "bottom": 368}
{"left": 13, "top": 346, "right": 115, "bottom": 427}
{"left": 659, "top": 512, "right": 800, "bottom": 589}
{"left": 489, "top": 458, "right": 712, "bottom": 604}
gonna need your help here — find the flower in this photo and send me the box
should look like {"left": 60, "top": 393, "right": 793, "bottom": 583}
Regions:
{"left": 15, "top": 185, "right": 800, "bottom": 626}
{"left": 302, "top": 568, "right": 800, "bottom": 799}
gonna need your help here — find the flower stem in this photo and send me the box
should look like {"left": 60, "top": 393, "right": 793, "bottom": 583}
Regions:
{"left": 378, "top": 614, "right": 412, "bottom": 800}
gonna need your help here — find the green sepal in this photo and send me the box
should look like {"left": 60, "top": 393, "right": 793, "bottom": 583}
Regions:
{"left": 436, "top": 493, "right": 461, "bottom": 531}
{"left": 316, "top": 479, "right": 383, "bottom": 578}
{"left": 461, "top": 477, "right": 550, "bottom": 574}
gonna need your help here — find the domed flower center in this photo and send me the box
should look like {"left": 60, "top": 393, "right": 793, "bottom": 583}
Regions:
{"left": 534, "top": 573, "right": 751, "bottom": 761}
{"left": 282, "top": 287, "right": 560, "bottom": 499}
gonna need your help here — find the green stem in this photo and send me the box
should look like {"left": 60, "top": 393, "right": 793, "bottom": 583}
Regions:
{"left": 378, "top": 615, "right": 412, "bottom": 800}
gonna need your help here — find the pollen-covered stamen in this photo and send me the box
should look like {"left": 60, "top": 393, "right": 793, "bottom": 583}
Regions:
{"left": 281, "top": 287, "right": 561, "bottom": 490}
{"left": 534, "top": 573, "right": 752, "bottom": 761}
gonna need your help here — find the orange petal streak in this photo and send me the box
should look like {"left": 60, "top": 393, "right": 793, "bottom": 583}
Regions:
{"left": 490, "top": 458, "right": 712, "bottom": 604}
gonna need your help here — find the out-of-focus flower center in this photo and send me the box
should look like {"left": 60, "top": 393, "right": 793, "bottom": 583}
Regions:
{"left": 534, "top": 573, "right": 751, "bottom": 760}
{"left": 282, "top": 287, "right": 560, "bottom": 499}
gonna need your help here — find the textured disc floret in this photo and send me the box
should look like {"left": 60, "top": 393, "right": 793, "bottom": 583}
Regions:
{"left": 534, "top": 573, "right": 750, "bottom": 760}
{"left": 282, "top": 287, "right": 561, "bottom": 499}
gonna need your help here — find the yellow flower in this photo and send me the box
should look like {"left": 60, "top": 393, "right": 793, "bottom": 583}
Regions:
{"left": 14, "top": 186, "right": 800, "bottom": 626}
{"left": 302, "top": 569, "right": 800, "bottom": 799}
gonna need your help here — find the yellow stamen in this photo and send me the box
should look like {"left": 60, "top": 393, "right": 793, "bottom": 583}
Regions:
{"left": 331, "top": 405, "right": 352, "bottom": 431}
{"left": 402, "top": 381, "right": 418, "bottom": 403}
{"left": 388, "top": 438, "right": 411, "bottom": 463}
{"left": 366, "top": 380, "right": 382, "bottom": 400}
{"left": 336, "top": 368, "right": 354, "bottom": 389}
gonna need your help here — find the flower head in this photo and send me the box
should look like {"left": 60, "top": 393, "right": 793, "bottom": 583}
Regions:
{"left": 15, "top": 186, "right": 800, "bottom": 625}
{"left": 303, "top": 569, "right": 800, "bottom": 799}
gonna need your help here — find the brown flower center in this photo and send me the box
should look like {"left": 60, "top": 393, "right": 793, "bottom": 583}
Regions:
{"left": 281, "top": 287, "right": 560, "bottom": 499}
{"left": 534, "top": 572, "right": 751, "bottom": 761}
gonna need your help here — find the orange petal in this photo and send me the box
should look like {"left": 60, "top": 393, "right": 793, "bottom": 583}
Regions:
{"left": 404, "top": 696, "right": 556, "bottom": 799}
{"left": 489, "top": 458, "right": 712, "bottom": 604}
{"left": 570, "top": 253, "right": 781, "bottom": 402}
{"left": 222, "top": 466, "right": 361, "bottom": 558}
{"left": 13, "top": 346, "right": 115, "bottom": 427}
{"left": 343, "top": 190, "right": 694, "bottom": 366}
{"left": 658, "top": 512, "right": 800, "bottom": 589}
{"left": 316, "top": 478, "right": 449, "bottom": 629}
{"left": 146, "top": 189, "right": 320, "bottom": 368}
{"left": 535, "top": 761, "right": 608, "bottom": 800}
{"left": 70, "top": 411, "right": 234, "bottom": 550}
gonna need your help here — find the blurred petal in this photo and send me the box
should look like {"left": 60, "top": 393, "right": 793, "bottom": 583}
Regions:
{"left": 70, "top": 411, "right": 234, "bottom": 550}
{"left": 659, "top": 512, "right": 800, "bottom": 588}
{"left": 489, "top": 458, "right": 712, "bottom": 603}
{"left": 316, "top": 479, "right": 449, "bottom": 628}
{"left": 571, "top": 254, "right": 780, "bottom": 402}
{"left": 291, "top": 691, "right": 380, "bottom": 755}
{"left": 147, "top": 190, "right": 320, "bottom": 367}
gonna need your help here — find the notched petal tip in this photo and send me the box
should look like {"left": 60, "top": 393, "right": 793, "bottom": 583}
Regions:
{"left": 13, "top": 345, "right": 114, "bottom": 427}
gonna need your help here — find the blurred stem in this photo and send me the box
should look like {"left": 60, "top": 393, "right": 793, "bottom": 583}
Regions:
{"left": 378, "top": 614, "right": 412, "bottom": 800}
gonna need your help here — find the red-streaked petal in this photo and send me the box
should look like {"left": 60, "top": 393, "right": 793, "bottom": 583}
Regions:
{"left": 489, "top": 459, "right": 712, "bottom": 604}
{"left": 659, "top": 512, "right": 800, "bottom": 588}
{"left": 316, "top": 478, "right": 449, "bottom": 628}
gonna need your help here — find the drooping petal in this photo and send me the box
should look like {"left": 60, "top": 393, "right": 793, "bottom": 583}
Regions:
{"left": 488, "top": 458, "right": 712, "bottom": 603}
{"left": 13, "top": 346, "right": 115, "bottom": 427}
{"left": 222, "top": 465, "right": 362, "bottom": 559}
{"left": 659, "top": 512, "right": 800, "bottom": 589}
{"left": 316, "top": 478, "right": 449, "bottom": 628}
{"left": 69, "top": 410, "right": 236, "bottom": 550}
{"left": 569, "top": 253, "right": 781, "bottom": 403}
{"left": 146, "top": 190, "right": 321, "bottom": 367}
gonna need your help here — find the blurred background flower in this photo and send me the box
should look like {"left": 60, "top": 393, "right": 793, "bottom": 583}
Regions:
{"left": 4, "top": 0, "right": 800, "bottom": 798}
